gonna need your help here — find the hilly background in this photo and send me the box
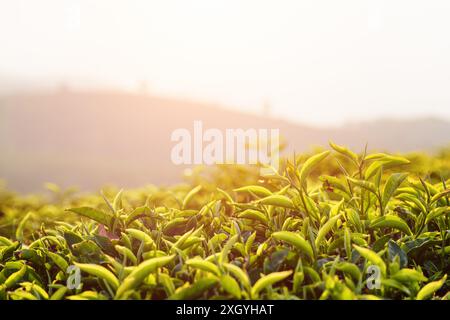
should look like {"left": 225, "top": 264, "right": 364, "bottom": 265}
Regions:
{"left": 1, "top": 90, "right": 449, "bottom": 193}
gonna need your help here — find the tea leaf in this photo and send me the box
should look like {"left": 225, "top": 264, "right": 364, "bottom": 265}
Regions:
{"left": 257, "top": 195, "right": 295, "bottom": 209}
{"left": 251, "top": 270, "right": 292, "bottom": 298}
{"left": 299, "top": 151, "right": 330, "bottom": 188}
{"left": 272, "top": 231, "right": 313, "bottom": 259}
{"left": 416, "top": 275, "right": 447, "bottom": 300}
{"left": 66, "top": 207, "right": 112, "bottom": 227}
{"left": 233, "top": 186, "right": 272, "bottom": 198}
{"left": 115, "top": 255, "right": 175, "bottom": 299}
{"left": 74, "top": 263, "right": 120, "bottom": 290}
{"left": 220, "top": 274, "right": 242, "bottom": 299}
{"left": 353, "top": 245, "right": 386, "bottom": 276}
{"left": 370, "top": 215, "right": 412, "bottom": 236}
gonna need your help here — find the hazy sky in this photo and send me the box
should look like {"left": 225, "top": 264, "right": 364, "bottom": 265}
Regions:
{"left": 1, "top": 0, "right": 450, "bottom": 127}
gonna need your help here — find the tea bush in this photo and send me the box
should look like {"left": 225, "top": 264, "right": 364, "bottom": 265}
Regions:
{"left": 0, "top": 143, "right": 449, "bottom": 300}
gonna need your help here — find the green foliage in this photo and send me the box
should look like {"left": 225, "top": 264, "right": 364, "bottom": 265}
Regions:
{"left": 0, "top": 144, "right": 449, "bottom": 300}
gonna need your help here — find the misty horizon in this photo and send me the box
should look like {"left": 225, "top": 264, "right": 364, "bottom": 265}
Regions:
{"left": 1, "top": 84, "right": 450, "bottom": 130}
{"left": 1, "top": 90, "right": 449, "bottom": 193}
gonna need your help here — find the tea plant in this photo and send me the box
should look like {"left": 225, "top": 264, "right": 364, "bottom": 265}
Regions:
{"left": 0, "top": 142, "right": 449, "bottom": 300}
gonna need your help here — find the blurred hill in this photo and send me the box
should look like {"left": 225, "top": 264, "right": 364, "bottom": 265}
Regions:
{"left": 1, "top": 90, "right": 449, "bottom": 193}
